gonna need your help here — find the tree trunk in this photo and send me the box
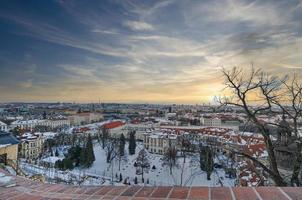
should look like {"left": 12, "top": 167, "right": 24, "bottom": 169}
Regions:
{"left": 264, "top": 135, "right": 287, "bottom": 186}
{"left": 118, "top": 156, "right": 121, "bottom": 171}
{"left": 291, "top": 142, "right": 302, "bottom": 186}
{"left": 141, "top": 166, "right": 144, "bottom": 183}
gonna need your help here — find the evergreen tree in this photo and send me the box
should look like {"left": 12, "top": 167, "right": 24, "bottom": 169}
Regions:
{"left": 85, "top": 134, "right": 95, "bottom": 167}
{"left": 43, "top": 111, "right": 47, "bottom": 119}
{"left": 101, "top": 126, "right": 109, "bottom": 149}
{"left": 199, "top": 145, "right": 214, "bottom": 180}
{"left": 136, "top": 149, "right": 150, "bottom": 182}
{"left": 55, "top": 148, "right": 59, "bottom": 157}
{"left": 119, "top": 133, "right": 126, "bottom": 156}
{"left": 128, "top": 130, "right": 136, "bottom": 155}
{"left": 62, "top": 158, "right": 73, "bottom": 170}
{"left": 55, "top": 160, "right": 62, "bottom": 169}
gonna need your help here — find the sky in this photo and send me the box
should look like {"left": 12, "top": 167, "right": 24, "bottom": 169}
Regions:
{"left": 0, "top": 0, "right": 302, "bottom": 104}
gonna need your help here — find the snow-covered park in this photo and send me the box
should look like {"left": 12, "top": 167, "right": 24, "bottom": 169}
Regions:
{"left": 19, "top": 141, "right": 236, "bottom": 187}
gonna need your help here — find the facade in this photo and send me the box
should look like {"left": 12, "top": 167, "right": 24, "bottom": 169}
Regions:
{"left": 10, "top": 119, "right": 70, "bottom": 131}
{"left": 200, "top": 116, "right": 222, "bottom": 126}
{"left": 0, "top": 121, "right": 8, "bottom": 132}
{"left": 0, "top": 131, "right": 19, "bottom": 162}
{"left": 68, "top": 112, "right": 103, "bottom": 125}
{"left": 10, "top": 119, "right": 44, "bottom": 131}
{"left": 43, "top": 119, "right": 70, "bottom": 129}
{"left": 103, "top": 121, "right": 126, "bottom": 138}
{"left": 19, "top": 133, "right": 45, "bottom": 162}
{"left": 143, "top": 131, "right": 177, "bottom": 154}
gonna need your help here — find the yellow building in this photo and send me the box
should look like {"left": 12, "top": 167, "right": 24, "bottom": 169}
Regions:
{"left": 0, "top": 131, "right": 19, "bottom": 164}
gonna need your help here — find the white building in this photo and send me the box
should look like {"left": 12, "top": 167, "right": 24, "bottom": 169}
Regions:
{"left": 19, "top": 132, "right": 45, "bottom": 162}
{"left": 10, "top": 119, "right": 45, "bottom": 131}
{"left": 43, "top": 119, "right": 70, "bottom": 129}
{"left": 68, "top": 112, "right": 103, "bottom": 125}
{"left": 0, "top": 121, "right": 7, "bottom": 132}
{"left": 200, "top": 116, "right": 221, "bottom": 126}
{"left": 143, "top": 131, "right": 177, "bottom": 154}
{"left": 10, "top": 119, "right": 70, "bottom": 131}
{"left": 103, "top": 121, "right": 126, "bottom": 138}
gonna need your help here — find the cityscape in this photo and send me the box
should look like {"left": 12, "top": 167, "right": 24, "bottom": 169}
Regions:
{"left": 0, "top": 0, "right": 302, "bottom": 199}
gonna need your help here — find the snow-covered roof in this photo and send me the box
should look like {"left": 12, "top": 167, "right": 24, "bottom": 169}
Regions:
{"left": 42, "top": 156, "right": 63, "bottom": 164}
{"left": 11, "top": 119, "right": 46, "bottom": 125}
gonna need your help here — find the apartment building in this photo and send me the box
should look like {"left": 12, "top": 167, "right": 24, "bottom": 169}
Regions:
{"left": 19, "top": 132, "right": 45, "bottom": 162}
{"left": 200, "top": 116, "right": 222, "bottom": 126}
{"left": 103, "top": 121, "right": 126, "bottom": 138}
{"left": 0, "top": 121, "right": 7, "bottom": 132}
{"left": 10, "top": 119, "right": 70, "bottom": 131}
{"left": 143, "top": 131, "right": 177, "bottom": 154}
{"left": 68, "top": 112, "right": 103, "bottom": 125}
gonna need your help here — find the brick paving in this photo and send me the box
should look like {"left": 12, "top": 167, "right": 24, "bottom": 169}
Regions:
{"left": 0, "top": 170, "right": 301, "bottom": 199}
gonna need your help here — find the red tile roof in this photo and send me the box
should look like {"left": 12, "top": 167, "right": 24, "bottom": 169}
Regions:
{"left": 104, "top": 121, "right": 125, "bottom": 129}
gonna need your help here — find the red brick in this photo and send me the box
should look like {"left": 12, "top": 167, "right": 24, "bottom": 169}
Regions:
{"left": 94, "top": 186, "right": 114, "bottom": 195}
{"left": 135, "top": 187, "right": 156, "bottom": 197}
{"left": 256, "top": 187, "right": 288, "bottom": 200}
{"left": 84, "top": 187, "right": 101, "bottom": 195}
{"left": 107, "top": 186, "right": 127, "bottom": 196}
{"left": 169, "top": 187, "right": 189, "bottom": 199}
{"left": 188, "top": 187, "right": 208, "bottom": 200}
{"left": 121, "top": 186, "right": 142, "bottom": 196}
{"left": 211, "top": 187, "right": 232, "bottom": 200}
{"left": 151, "top": 186, "right": 172, "bottom": 198}
{"left": 232, "top": 187, "right": 260, "bottom": 200}
{"left": 281, "top": 187, "right": 302, "bottom": 200}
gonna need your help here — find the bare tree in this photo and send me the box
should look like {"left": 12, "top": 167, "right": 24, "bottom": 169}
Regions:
{"left": 104, "top": 138, "right": 118, "bottom": 184}
{"left": 218, "top": 67, "right": 288, "bottom": 186}
{"left": 163, "top": 143, "right": 178, "bottom": 175}
{"left": 98, "top": 126, "right": 109, "bottom": 149}
{"left": 136, "top": 148, "right": 150, "bottom": 183}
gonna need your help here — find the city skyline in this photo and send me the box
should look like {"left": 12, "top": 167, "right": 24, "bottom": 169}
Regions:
{"left": 0, "top": 0, "right": 302, "bottom": 104}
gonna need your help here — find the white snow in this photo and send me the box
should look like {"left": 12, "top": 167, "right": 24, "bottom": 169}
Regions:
{"left": 19, "top": 142, "right": 236, "bottom": 187}
{"left": 42, "top": 156, "right": 63, "bottom": 164}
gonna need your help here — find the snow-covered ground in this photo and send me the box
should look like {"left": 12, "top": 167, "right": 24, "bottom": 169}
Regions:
{"left": 19, "top": 141, "right": 236, "bottom": 187}
{"left": 89, "top": 142, "right": 235, "bottom": 187}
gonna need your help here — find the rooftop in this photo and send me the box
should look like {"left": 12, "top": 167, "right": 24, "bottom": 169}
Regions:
{"left": 0, "top": 131, "right": 19, "bottom": 145}
{"left": 0, "top": 169, "right": 301, "bottom": 200}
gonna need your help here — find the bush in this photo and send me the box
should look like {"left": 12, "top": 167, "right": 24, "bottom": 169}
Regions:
{"left": 62, "top": 158, "right": 73, "bottom": 170}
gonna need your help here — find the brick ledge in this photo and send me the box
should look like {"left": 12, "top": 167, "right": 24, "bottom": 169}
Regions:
{"left": 1, "top": 170, "right": 301, "bottom": 200}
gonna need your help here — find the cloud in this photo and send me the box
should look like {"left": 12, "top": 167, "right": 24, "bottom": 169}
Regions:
{"left": 0, "top": 0, "right": 302, "bottom": 103}
{"left": 19, "top": 79, "right": 33, "bottom": 88}
{"left": 123, "top": 20, "right": 154, "bottom": 31}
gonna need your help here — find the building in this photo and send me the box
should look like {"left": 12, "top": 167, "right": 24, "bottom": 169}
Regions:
{"left": 0, "top": 121, "right": 8, "bottom": 132}
{"left": 10, "top": 119, "right": 70, "bottom": 131}
{"left": 200, "top": 116, "right": 222, "bottom": 126}
{"left": 0, "top": 131, "right": 19, "bottom": 163}
{"left": 103, "top": 121, "right": 126, "bottom": 138}
{"left": 143, "top": 131, "right": 177, "bottom": 154}
{"left": 10, "top": 119, "right": 45, "bottom": 131}
{"left": 18, "top": 132, "right": 45, "bottom": 162}
{"left": 68, "top": 112, "right": 103, "bottom": 125}
{"left": 43, "top": 119, "right": 70, "bottom": 129}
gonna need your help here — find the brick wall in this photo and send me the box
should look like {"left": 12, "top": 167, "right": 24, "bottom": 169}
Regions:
{"left": 0, "top": 169, "right": 301, "bottom": 200}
